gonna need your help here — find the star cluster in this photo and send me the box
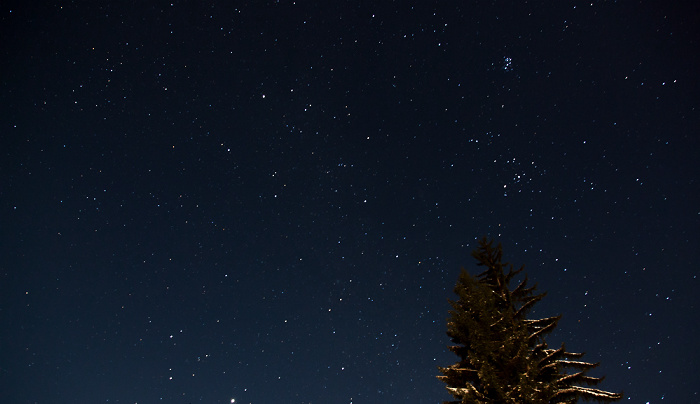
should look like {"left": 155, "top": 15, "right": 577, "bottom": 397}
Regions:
{"left": 1, "top": 1, "right": 698, "bottom": 403}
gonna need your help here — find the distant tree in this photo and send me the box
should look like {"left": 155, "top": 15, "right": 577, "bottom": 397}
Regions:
{"left": 437, "top": 238, "right": 622, "bottom": 404}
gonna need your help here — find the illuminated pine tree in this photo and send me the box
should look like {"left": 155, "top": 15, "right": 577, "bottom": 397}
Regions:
{"left": 437, "top": 238, "right": 622, "bottom": 403}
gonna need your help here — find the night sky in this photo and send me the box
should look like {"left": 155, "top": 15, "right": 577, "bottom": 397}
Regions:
{"left": 1, "top": 1, "right": 698, "bottom": 403}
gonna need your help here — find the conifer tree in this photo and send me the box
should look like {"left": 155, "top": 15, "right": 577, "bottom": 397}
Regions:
{"left": 437, "top": 238, "right": 622, "bottom": 403}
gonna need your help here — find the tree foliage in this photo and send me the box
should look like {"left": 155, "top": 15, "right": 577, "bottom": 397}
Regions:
{"left": 437, "top": 238, "right": 622, "bottom": 404}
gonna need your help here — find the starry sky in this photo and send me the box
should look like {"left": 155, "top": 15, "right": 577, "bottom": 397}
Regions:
{"left": 1, "top": 1, "right": 698, "bottom": 403}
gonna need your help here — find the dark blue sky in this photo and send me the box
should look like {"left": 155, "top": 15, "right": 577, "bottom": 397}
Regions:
{"left": 1, "top": 1, "right": 698, "bottom": 403}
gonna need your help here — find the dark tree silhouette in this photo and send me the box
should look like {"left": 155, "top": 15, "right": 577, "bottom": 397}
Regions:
{"left": 437, "top": 238, "right": 622, "bottom": 403}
